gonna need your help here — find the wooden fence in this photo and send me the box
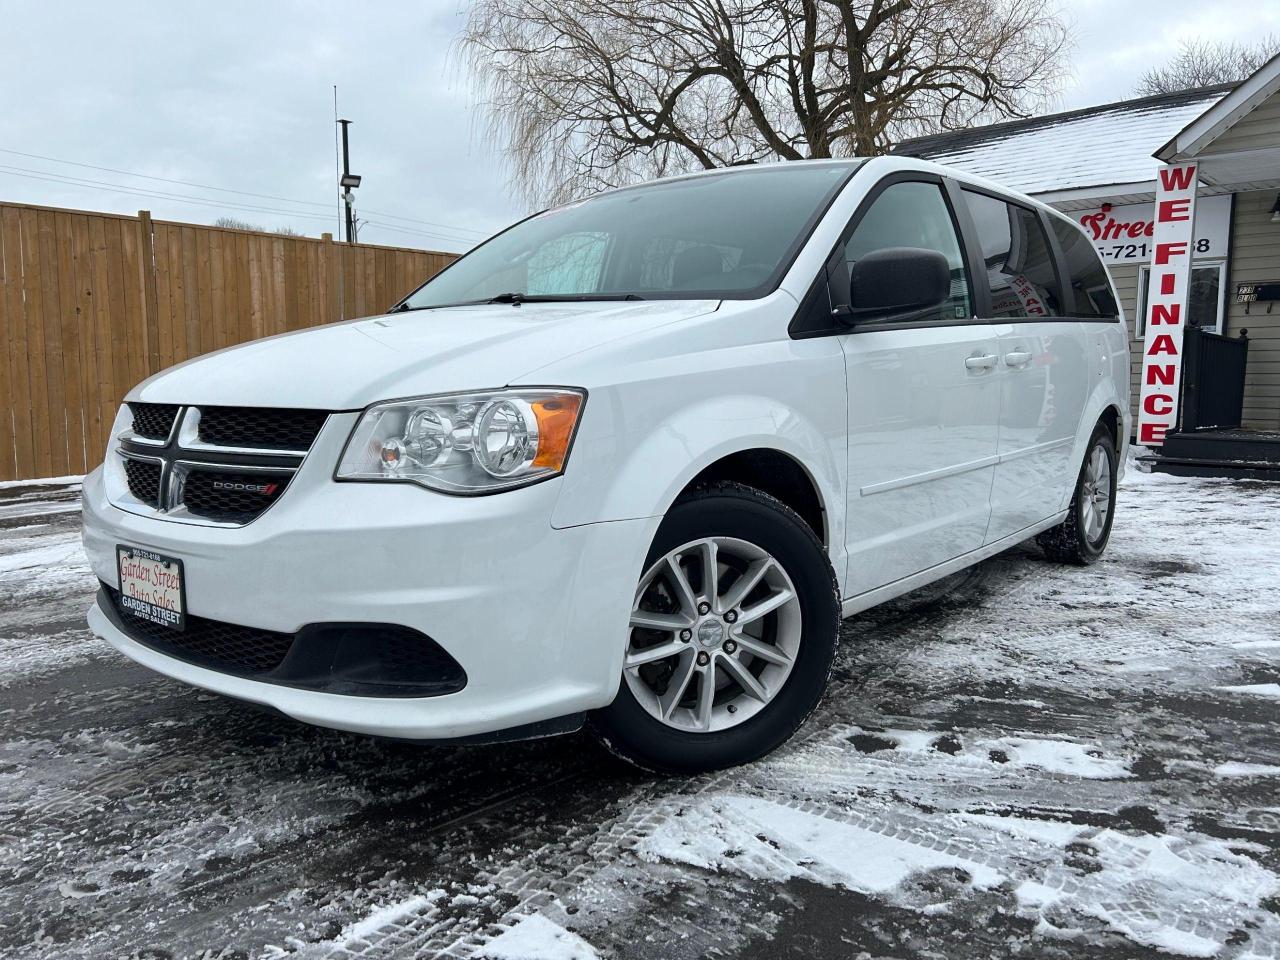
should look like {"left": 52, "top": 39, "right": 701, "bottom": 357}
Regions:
{"left": 0, "top": 201, "right": 457, "bottom": 481}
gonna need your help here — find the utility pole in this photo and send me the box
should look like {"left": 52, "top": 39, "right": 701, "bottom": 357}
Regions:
{"left": 337, "top": 118, "right": 362, "bottom": 244}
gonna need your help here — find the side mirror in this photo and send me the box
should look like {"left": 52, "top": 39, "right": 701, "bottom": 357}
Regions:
{"left": 841, "top": 247, "right": 951, "bottom": 322}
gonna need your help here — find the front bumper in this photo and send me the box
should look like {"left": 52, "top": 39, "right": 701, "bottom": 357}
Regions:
{"left": 82, "top": 438, "right": 658, "bottom": 739}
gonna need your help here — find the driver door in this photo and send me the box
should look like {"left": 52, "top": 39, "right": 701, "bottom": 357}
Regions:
{"left": 837, "top": 178, "right": 1001, "bottom": 596}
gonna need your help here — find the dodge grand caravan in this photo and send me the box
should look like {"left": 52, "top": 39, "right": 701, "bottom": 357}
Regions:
{"left": 82, "top": 157, "right": 1130, "bottom": 773}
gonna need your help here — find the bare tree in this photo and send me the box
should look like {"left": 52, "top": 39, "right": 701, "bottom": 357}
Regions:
{"left": 461, "top": 0, "right": 1070, "bottom": 204}
{"left": 1135, "top": 37, "right": 1280, "bottom": 97}
{"left": 212, "top": 216, "right": 305, "bottom": 237}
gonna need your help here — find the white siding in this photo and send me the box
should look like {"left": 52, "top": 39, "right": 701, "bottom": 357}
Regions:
{"left": 1206, "top": 88, "right": 1280, "bottom": 154}
{"left": 1226, "top": 190, "right": 1280, "bottom": 430}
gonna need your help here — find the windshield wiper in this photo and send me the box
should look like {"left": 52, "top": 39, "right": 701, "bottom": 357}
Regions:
{"left": 388, "top": 292, "right": 646, "bottom": 312}
{"left": 485, "top": 292, "right": 646, "bottom": 306}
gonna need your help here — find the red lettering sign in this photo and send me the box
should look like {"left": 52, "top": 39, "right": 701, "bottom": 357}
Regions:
{"left": 1138, "top": 162, "right": 1198, "bottom": 446}
{"left": 1158, "top": 166, "right": 1196, "bottom": 191}
{"left": 1158, "top": 198, "right": 1191, "bottom": 222}
{"left": 1139, "top": 423, "right": 1169, "bottom": 444}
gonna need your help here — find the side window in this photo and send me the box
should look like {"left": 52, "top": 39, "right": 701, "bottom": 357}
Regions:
{"left": 1048, "top": 218, "right": 1120, "bottom": 319}
{"left": 844, "top": 181, "right": 971, "bottom": 322}
{"left": 960, "top": 190, "right": 1062, "bottom": 319}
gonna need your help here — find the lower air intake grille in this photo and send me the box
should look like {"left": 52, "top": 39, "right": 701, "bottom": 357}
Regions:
{"left": 104, "top": 584, "right": 294, "bottom": 675}
{"left": 99, "top": 585, "right": 468, "bottom": 697}
{"left": 128, "top": 402, "right": 180, "bottom": 441}
{"left": 123, "top": 458, "right": 162, "bottom": 507}
{"left": 197, "top": 406, "right": 328, "bottom": 451}
{"left": 181, "top": 470, "right": 291, "bottom": 524}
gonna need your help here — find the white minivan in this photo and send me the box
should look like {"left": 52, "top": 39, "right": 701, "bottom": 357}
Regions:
{"left": 82, "top": 157, "right": 1130, "bottom": 773}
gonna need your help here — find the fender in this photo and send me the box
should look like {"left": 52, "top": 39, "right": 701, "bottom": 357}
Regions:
{"left": 550, "top": 389, "right": 846, "bottom": 555}
{"left": 1063, "top": 340, "right": 1130, "bottom": 510}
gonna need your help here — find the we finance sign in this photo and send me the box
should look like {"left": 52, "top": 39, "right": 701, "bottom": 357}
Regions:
{"left": 1137, "top": 163, "right": 1198, "bottom": 446}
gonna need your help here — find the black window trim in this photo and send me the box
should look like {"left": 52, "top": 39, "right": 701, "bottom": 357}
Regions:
{"left": 789, "top": 171, "right": 1126, "bottom": 338}
{"left": 790, "top": 171, "right": 983, "bottom": 338}
{"left": 1041, "top": 206, "right": 1125, "bottom": 323}
{"left": 951, "top": 181, "right": 1076, "bottom": 323}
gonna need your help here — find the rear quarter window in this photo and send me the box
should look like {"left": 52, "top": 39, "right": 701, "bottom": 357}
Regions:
{"left": 1047, "top": 217, "right": 1120, "bottom": 319}
{"left": 960, "top": 190, "right": 1062, "bottom": 319}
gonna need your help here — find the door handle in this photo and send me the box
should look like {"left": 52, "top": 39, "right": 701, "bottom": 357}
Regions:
{"left": 965, "top": 354, "right": 998, "bottom": 370}
{"left": 1004, "top": 351, "right": 1033, "bottom": 367}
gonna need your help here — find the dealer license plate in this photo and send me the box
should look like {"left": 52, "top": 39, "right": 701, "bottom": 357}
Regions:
{"left": 116, "top": 546, "right": 185, "bottom": 630}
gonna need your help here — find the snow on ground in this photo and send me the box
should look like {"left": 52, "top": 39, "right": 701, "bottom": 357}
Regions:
{"left": 0, "top": 480, "right": 100, "bottom": 683}
{"left": 1, "top": 466, "right": 1278, "bottom": 959}
{"left": 477, "top": 915, "right": 601, "bottom": 960}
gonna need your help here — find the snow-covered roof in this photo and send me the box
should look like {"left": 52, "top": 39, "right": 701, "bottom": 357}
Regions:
{"left": 893, "top": 85, "right": 1232, "bottom": 198}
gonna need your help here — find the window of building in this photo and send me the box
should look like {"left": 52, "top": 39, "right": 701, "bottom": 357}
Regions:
{"left": 960, "top": 190, "right": 1062, "bottom": 319}
{"left": 1136, "top": 263, "right": 1226, "bottom": 337}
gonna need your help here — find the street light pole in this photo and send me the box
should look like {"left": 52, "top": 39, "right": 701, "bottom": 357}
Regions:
{"left": 337, "top": 118, "right": 362, "bottom": 244}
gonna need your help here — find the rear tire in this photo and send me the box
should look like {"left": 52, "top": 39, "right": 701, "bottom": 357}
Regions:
{"left": 590, "top": 482, "right": 839, "bottom": 775}
{"left": 1036, "top": 422, "right": 1117, "bottom": 565}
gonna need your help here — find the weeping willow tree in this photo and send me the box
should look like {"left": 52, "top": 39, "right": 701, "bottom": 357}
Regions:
{"left": 461, "top": 0, "right": 1070, "bottom": 204}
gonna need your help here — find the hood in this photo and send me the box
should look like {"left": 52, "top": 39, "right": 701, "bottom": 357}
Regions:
{"left": 130, "top": 300, "right": 717, "bottom": 409}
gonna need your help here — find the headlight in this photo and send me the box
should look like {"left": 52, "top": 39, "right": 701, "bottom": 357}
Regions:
{"left": 335, "top": 388, "right": 585, "bottom": 494}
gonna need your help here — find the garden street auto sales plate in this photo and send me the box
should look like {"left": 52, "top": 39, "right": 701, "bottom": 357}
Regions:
{"left": 117, "top": 546, "right": 186, "bottom": 630}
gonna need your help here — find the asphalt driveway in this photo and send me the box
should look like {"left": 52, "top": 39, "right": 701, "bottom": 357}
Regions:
{"left": 1, "top": 466, "right": 1278, "bottom": 959}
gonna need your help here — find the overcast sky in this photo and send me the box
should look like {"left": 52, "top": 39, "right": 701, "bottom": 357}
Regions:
{"left": 3, "top": 0, "right": 1277, "bottom": 252}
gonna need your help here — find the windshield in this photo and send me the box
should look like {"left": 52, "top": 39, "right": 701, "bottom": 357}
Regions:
{"left": 399, "top": 162, "right": 859, "bottom": 309}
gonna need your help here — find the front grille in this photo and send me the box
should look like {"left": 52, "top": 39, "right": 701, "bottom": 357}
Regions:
{"left": 181, "top": 470, "right": 292, "bottom": 524}
{"left": 104, "top": 584, "right": 294, "bottom": 676}
{"left": 123, "top": 458, "right": 162, "bottom": 507}
{"left": 114, "top": 404, "right": 327, "bottom": 526}
{"left": 129, "top": 402, "right": 179, "bottom": 441}
{"left": 197, "top": 406, "right": 328, "bottom": 451}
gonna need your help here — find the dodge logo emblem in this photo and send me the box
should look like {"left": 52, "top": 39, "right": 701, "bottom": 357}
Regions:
{"left": 211, "top": 480, "right": 279, "bottom": 496}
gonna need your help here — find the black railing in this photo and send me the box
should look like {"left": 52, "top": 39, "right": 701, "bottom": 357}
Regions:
{"left": 1180, "top": 326, "right": 1249, "bottom": 431}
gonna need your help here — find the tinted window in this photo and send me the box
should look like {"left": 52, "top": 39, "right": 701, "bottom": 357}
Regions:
{"left": 1048, "top": 217, "right": 1120, "bottom": 318}
{"left": 844, "top": 181, "right": 970, "bottom": 322}
{"left": 961, "top": 190, "right": 1061, "bottom": 319}
{"left": 401, "top": 163, "right": 857, "bottom": 308}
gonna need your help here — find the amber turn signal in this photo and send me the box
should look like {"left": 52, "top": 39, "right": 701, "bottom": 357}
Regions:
{"left": 531, "top": 394, "right": 584, "bottom": 469}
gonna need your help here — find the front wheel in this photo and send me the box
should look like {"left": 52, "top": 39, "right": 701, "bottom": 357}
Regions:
{"left": 590, "top": 482, "right": 840, "bottom": 774}
{"left": 1036, "top": 423, "right": 1117, "bottom": 565}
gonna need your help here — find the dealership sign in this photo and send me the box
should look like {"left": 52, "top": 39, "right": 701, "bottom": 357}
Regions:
{"left": 1137, "top": 163, "right": 1199, "bottom": 447}
{"left": 1077, "top": 193, "right": 1229, "bottom": 264}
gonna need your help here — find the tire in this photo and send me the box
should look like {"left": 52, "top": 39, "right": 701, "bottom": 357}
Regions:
{"left": 1036, "top": 422, "right": 1117, "bottom": 565}
{"left": 590, "top": 482, "right": 840, "bottom": 775}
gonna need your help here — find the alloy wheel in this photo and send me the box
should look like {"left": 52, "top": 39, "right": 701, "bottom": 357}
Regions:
{"left": 1080, "top": 442, "right": 1112, "bottom": 544}
{"left": 624, "top": 536, "right": 803, "bottom": 733}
